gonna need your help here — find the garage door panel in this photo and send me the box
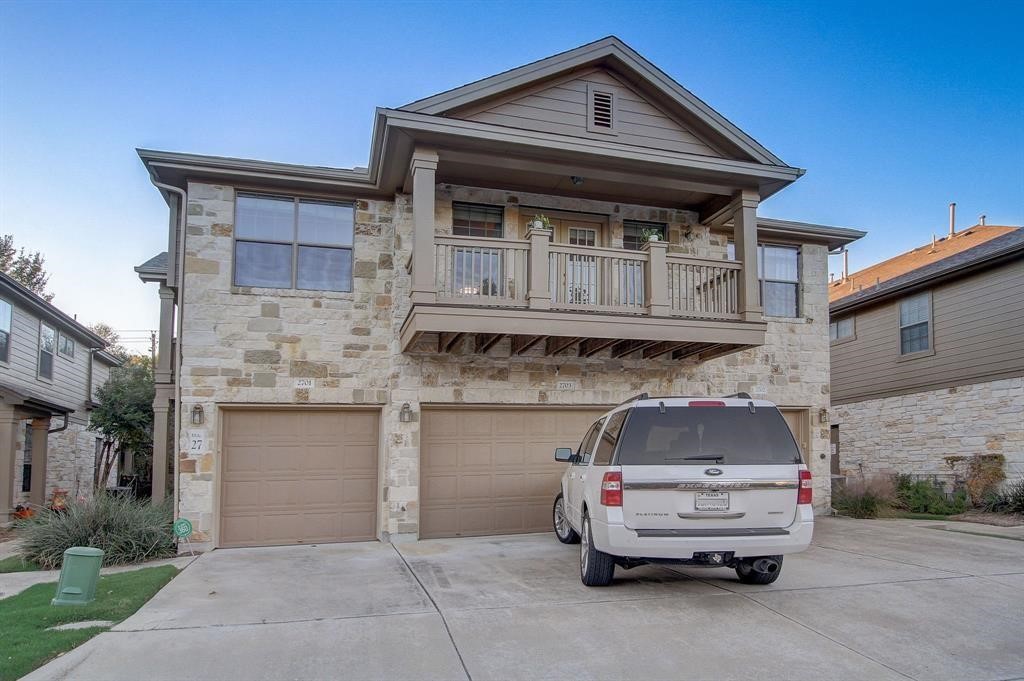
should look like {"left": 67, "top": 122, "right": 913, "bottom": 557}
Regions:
{"left": 421, "top": 407, "right": 606, "bottom": 539}
{"left": 220, "top": 409, "right": 379, "bottom": 548}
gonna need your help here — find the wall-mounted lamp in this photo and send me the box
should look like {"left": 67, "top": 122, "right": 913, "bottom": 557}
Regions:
{"left": 399, "top": 402, "right": 414, "bottom": 423}
{"left": 190, "top": 404, "right": 205, "bottom": 426}
{"left": 818, "top": 408, "right": 829, "bottom": 425}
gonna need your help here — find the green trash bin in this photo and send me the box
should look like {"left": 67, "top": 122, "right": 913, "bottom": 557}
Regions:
{"left": 52, "top": 547, "right": 104, "bottom": 606}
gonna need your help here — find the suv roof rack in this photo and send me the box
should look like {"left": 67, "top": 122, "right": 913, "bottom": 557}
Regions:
{"left": 615, "top": 392, "right": 649, "bottom": 408}
{"left": 721, "top": 392, "right": 752, "bottom": 400}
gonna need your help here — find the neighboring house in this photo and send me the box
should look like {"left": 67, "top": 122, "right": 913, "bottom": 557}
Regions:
{"left": 0, "top": 272, "right": 123, "bottom": 519}
{"left": 830, "top": 224, "right": 1024, "bottom": 484}
{"left": 136, "top": 36, "right": 864, "bottom": 551}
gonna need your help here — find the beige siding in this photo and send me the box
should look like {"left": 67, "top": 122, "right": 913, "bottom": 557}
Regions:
{"left": 459, "top": 68, "right": 725, "bottom": 158}
{"left": 831, "top": 259, "right": 1024, "bottom": 404}
{"left": 0, "top": 303, "right": 97, "bottom": 425}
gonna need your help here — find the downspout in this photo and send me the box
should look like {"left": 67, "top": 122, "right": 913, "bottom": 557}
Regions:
{"left": 148, "top": 174, "right": 187, "bottom": 522}
{"left": 47, "top": 412, "right": 69, "bottom": 434}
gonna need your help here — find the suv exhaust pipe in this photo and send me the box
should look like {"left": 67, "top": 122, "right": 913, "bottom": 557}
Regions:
{"left": 752, "top": 558, "right": 780, "bottom": 574}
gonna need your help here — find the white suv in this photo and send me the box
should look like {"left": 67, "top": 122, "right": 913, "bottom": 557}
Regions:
{"left": 552, "top": 394, "right": 814, "bottom": 586}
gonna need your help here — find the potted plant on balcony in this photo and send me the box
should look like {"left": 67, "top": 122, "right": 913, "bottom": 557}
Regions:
{"left": 529, "top": 214, "right": 553, "bottom": 231}
{"left": 641, "top": 227, "right": 662, "bottom": 242}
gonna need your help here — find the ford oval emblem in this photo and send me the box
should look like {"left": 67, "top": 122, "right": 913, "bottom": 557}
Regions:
{"left": 705, "top": 468, "right": 723, "bottom": 476}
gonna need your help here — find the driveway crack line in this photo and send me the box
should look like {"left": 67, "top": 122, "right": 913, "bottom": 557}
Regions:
{"left": 113, "top": 608, "right": 438, "bottom": 633}
{"left": 392, "top": 543, "right": 473, "bottom": 681}
{"left": 812, "top": 542, "right": 973, "bottom": 576}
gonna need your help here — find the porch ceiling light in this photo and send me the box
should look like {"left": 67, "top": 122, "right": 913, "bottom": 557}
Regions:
{"left": 570, "top": 176, "right": 584, "bottom": 185}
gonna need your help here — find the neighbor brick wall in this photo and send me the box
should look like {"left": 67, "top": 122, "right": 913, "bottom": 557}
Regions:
{"left": 176, "top": 181, "right": 834, "bottom": 548}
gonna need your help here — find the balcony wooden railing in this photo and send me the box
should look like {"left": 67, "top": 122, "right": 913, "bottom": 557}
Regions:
{"left": 432, "top": 234, "right": 742, "bottom": 320}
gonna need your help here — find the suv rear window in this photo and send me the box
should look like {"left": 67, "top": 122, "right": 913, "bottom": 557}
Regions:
{"left": 615, "top": 406, "right": 801, "bottom": 465}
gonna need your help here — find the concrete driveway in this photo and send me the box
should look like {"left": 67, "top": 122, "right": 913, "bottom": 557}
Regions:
{"left": 25, "top": 517, "right": 1024, "bottom": 681}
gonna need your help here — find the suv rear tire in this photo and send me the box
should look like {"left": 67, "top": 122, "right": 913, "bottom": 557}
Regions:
{"left": 735, "top": 555, "right": 784, "bottom": 585}
{"left": 580, "top": 512, "right": 615, "bottom": 586}
{"left": 553, "top": 494, "right": 580, "bottom": 544}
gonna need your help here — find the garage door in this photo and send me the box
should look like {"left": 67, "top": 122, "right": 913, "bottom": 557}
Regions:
{"left": 220, "top": 409, "right": 378, "bottom": 548}
{"left": 420, "top": 407, "right": 607, "bottom": 539}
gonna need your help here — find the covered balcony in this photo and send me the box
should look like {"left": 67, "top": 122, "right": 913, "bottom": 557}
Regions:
{"left": 400, "top": 149, "right": 768, "bottom": 361}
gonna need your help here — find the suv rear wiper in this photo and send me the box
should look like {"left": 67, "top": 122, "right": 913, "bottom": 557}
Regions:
{"left": 668, "top": 455, "right": 725, "bottom": 461}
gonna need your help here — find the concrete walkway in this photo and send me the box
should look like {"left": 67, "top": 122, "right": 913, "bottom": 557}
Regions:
{"left": 0, "top": 555, "right": 197, "bottom": 599}
{"left": 23, "top": 517, "right": 1024, "bottom": 681}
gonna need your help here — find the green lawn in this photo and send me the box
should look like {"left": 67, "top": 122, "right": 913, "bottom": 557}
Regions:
{"left": 0, "top": 555, "right": 42, "bottom": 573}
{"left": 0, "top": 565, "right": 178, "bottom": 681}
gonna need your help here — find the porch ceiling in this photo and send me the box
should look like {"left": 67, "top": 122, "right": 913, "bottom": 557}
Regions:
{"left": 400, "top": 305, "right": 764, "bottom": 362}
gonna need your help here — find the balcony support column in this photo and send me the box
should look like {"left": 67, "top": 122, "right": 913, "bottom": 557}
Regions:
{"left": 732, "top": 190, "right": 763, "bottom": 322}
{"left": 642, "top": 239, "right": 669, "bottom": 316}
{"left": 155, "top": 286, "right": 175, "bottom": 385}
{"left": 525, "top": 226, "right": 552, "bottom": 310}
{"left": 409, "top": 148, "right": 439, "bottom": 305}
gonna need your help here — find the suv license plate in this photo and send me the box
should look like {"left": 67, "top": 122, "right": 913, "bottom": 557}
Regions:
{"left": 695, "top": 492, "right": 730, "bottom": 511}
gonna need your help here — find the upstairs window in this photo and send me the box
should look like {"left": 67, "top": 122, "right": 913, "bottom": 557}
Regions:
{"left": 452, "top": 203, "right": 503, "bottom": 238}
{"left": 59, "top": 332, "right": 75, "bottom": 358}
{"left": 830, "top": 317, "right": 854, "bottom": 342}
{"left": 38, "top": 322, "right": 55, "bottom": 380}
{"left": 899, "top": 292, "right": 931, "bottom": 355}
{"left": 0, "top": 299, "right": 10, "bottom": 363}
{"left": 234, "top": 194, "right": 354, "bottom": 292}
{"left": 727, "top": 242, "right": 801, "bottom": 318}
{"left": 587, "top": 83, "right": 617, "bottom": 134}
{"left": 623, "top": 221, "right": 667, "bottom": 250}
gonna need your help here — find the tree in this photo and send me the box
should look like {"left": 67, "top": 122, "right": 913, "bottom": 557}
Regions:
{"left": 89, "top": 363, "right": 155, "bottom": 492}
{"left": 89, "top": 322, "right": 131, "bottom": 362}
{"left": 0, "top": 234, "right": 53, "bottom": 301}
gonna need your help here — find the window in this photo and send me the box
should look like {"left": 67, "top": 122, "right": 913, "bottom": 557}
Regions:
{"left": 22, "top": 424, "right": 32, "bottom": 492}
{"left": 622, "top": 221, "right": 666, "bottom": 251}
{"left": 587, "top": 83, "right": 617, "bottom": 134}
{"left": 38, "top": 322, "right": 55, "bottom": 379}
{"left": 234, "top": 194, "right": 354, "bottom": 292}
{"left": 830, "top": 317, "right": 854, "bottom": 342}
{"left": 593, "top": 410, "right": 628, "bottom": 465}
{"left": 452, "top": 203, "right": 503, "bottom": 238}
{"left": 58, "top": 332, "right": 75, "bottom": 358}
{"left": 568, "top": 228, "right": 597, "bottom": 247}
{"left": 899, "top": 292, "right": 931, "bottom": 355}
{"left": 616, "top": 406, "right": 801, "bottom": 466}
{"left": 575, "top": 419, "right": 605, "bottom": 465}
{"left": 0, "top": 298, "right": 10, "bottom": 363}
{"left": 728, "top": 242, "right": 801, "bottom": 317}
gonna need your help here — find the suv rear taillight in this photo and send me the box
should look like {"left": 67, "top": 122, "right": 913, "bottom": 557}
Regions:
{"left": 600, "top": 471, "right": 623, "bottom": 507}
{"left": 798, "top": 469, "right": 812, "bottom": 505}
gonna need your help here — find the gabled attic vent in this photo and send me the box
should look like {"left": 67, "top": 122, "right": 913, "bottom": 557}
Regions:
{"left": 587, "top": 83, "right": 618, "bottom": 135}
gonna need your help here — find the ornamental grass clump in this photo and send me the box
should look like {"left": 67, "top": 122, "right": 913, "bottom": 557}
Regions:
{"left": 17, "top": 495, "right": 175, "bottom": 569}
{"left": 832, "top": 475, "right": 896, "bottom": 519}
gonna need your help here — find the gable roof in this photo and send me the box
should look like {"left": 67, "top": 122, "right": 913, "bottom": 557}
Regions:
{"left": 400, "top": 36, "right": 789, "bottom": 168}
{"left": 830, "top": 227, "right": 1024, "bottom": 313}
{"left": 0, "top": 272, "right": 108, "bottom": 347}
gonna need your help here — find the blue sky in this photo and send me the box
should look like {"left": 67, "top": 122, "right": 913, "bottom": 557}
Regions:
{"left": 1, "top": 0, "right": 1021, "bottom": 348}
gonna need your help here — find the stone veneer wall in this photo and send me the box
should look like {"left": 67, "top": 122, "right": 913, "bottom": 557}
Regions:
{"left": 13, "top": 421, "right": 105, "bottom": 505}
{"left": 177, "top": 181, "right": 833, "bottom": 548}
{"left": 833, "top": 377, "right": 1024, "bottom": 482}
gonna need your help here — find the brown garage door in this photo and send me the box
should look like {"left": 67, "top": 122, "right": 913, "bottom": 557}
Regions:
{"left": 420, "top": 407, "right": 607, "bottom": 539}
{"left": 220, "top": 409, "right": 378, "bottom": 548}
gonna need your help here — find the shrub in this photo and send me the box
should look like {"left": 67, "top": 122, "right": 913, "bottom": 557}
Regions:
{"left": 964, "top": 454, "right": 1005, "bottom": 506}
{"left": 16, "top": 495, "right": 175, "bottom": 569}
{"left": 982, "top": 479, "right": 1024, "bottom": 514}
{"left": 895, "top": 477, "right": 966, "bottom": 515}
{"left": 833, "top": 476, "right": 896, "bottom": 518}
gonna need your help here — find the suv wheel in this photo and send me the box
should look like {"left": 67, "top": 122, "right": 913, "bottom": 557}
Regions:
{"left": 735, "top": 555, "right": 784, "bottom": 585}
{"left": 580, "top": 512, "right": 615, "bottom": 586}
{"left": 553, "top": 494, "right": 580, "bottom": 544}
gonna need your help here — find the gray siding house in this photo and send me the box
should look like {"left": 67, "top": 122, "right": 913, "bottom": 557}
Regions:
{"left": 830, "top": 225, "right": 1024, "bottom": 483}
{"left": 0, "top": 272, "right": 122, "bottom": 518}
{"left": 136, "top": 37, "right": 864, "bottom": 550}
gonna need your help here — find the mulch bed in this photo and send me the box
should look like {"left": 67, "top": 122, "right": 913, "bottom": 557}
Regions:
{"left": 948, "top": 511, "right": 1024, "bottom": 527}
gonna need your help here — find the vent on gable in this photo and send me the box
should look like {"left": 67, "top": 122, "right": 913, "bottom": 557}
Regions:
{"left": 587, "top": 83, "right": 617, "bottom": 135}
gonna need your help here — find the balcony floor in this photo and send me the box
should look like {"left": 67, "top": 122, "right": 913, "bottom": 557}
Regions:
{"left": 400, "top": 303, "right": 765, "bottom": 361}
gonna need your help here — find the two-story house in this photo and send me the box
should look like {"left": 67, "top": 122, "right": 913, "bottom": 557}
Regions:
{"left": 0, "top": 272, "right": 123, "bottom": 519}
{"left": 136, "top": 37, "right": 864, "bottom": 550}
{"left": 830, "top": 222, "right": 1024, "bottom": 484}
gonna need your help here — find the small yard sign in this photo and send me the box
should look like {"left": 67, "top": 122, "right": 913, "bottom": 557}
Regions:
{"left": 174, "top": 518, "right": 195, "bottom": 556}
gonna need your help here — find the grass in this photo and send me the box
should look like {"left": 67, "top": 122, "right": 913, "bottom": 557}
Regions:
{"left": 0, "top": 565, "right": 178, "bottom": 681}
{"left": 0, "top": 555, "right": 42, "bottom": 573}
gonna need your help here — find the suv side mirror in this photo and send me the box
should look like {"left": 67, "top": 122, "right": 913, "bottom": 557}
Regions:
{"left": 554, "top": 447, "right": 574, "bottom": 462}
